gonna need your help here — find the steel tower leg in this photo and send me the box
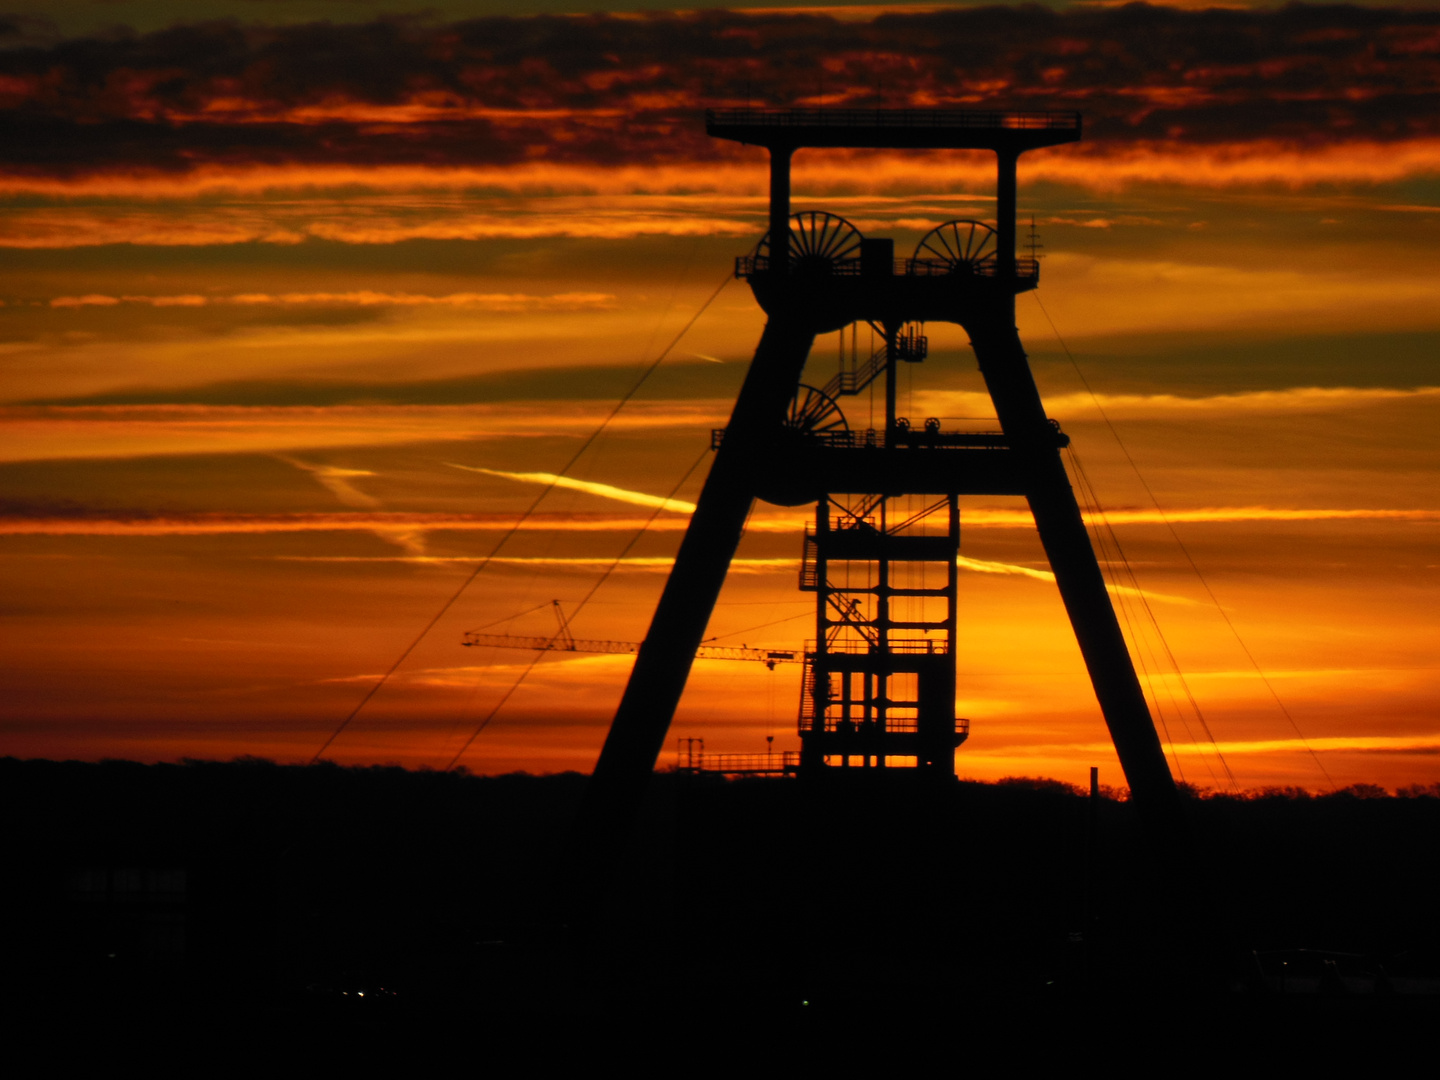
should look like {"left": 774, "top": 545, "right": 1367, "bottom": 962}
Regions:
{"left": 968, "top": 315, "right": 1187, "bottom": 832}
{"left": 576, "top": 314, "right": 817, "bottom": 876}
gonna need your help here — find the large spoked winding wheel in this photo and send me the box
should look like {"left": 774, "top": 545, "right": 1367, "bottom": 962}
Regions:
{"left": 784, "top": 384, "right": 849, "bottom": 437}
{"left": 757, "top": 211, "right": 864, "bottom": 276}
{"left": 914, "top": 219, "right": 998, "bottom": 274}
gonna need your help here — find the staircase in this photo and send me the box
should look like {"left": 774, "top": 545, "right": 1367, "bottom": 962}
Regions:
{"left": 799, "top": 526, "right": 818, "bottom": 591}
{"left": 798, "top": 652, "right": 818, "bottom": 727}
{"left": 818, "top": 327, "right": 927, "bottom": 402}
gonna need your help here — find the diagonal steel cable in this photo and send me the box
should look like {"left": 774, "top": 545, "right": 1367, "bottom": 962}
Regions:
{"left": 1032, "top": 291, "right": 1332, "bottom": 791}
{"left": 309, "top": 274, "right": 732, "bottom": 764}
{"left": 442, "top": 445, "right": 712, "bottom": 771}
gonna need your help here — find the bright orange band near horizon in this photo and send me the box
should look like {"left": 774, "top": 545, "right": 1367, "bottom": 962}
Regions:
{"left": 3, "top": 139, "right": 1440, "bottom": 207}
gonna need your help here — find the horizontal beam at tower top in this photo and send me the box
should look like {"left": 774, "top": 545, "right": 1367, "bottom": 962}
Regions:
{"left": 706, "top": 108, "right": 1082, "bottom": 152}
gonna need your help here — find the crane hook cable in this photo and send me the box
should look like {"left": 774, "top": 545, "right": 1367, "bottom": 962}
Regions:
{"left": 467, "top": 600, "right": 556, "bottom": 634}
{"left": 308, "top": 273, "right": 733, "bottom": 764}
{"left": 443, "top": 444, "right": 712, "bottom": 771}
{"left": 1030, "top": 291, "right": 1334, "bottom": 791}
{"left": 704, "top": 609, "right": 814, "bottom": 644}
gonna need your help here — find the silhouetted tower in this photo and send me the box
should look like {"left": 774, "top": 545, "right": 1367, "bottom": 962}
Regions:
{"left": 580, "top": 110, "right": 1187, "bottom": 866}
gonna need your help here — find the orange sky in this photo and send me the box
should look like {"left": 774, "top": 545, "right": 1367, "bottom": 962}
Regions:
{"left": 2, "top": 4, "right": 1439, "bottom": 792}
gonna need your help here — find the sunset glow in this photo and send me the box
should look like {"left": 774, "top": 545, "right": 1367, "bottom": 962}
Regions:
{"left": 2, "top": 2, "right": 1438, "bottom": 794}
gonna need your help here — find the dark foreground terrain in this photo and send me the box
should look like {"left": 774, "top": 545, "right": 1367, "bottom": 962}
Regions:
{"left": 4, "top": 757, "right": 1439, "bottom": 1052}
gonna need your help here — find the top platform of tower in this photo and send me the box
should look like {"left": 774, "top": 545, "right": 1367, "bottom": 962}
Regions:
{"left": 705, "top": 108, "right": 1082, "bottom": 153}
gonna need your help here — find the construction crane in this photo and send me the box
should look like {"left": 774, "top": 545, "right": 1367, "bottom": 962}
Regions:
{"left": 462, "top": 601, "right": 799, "bottom": 669}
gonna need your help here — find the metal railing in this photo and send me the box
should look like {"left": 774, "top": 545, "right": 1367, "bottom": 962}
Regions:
{"left": 889, "top": 427, "right": 1010, "bottom": 448}
{"left": 806, "top": 637, "right": 950, "bottom": 655}
{"left": 821, "top": 342, "right": 888, "bottom": 400}
{"left": 788, "top": 427, "right": 1008, "bottom": 450}
{"left": 893, "top": 327, "right": 928, "bottom": 363}
{"left": 707, "top": 108, "right": 1082, "bottom": 132}
{"left": 817, "top": 715, "right": 922, "bottom": 734}
{"left": 908, "top": 256, "right": 1040, "bottom": 280}
{"left": 735, "top": 254, "right": 1040, "bottom": 281}
{"left": 799, "top": 713, "right": 970, "bottom": 737}
{"left": 712, "top": 420, "right": 1023, "bottom": 451}
{"left": 680, "top": 751, "right": 801, "bottom": 775}
{"left": 817, "top": 428, "right": 880, "bottom": 449}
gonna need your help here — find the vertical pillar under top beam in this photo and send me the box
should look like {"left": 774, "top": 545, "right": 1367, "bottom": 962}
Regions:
{"left": 769, "top": 145, "right": 793, "bottom": 276}
{"left": 995, "top": 149, "right": 1018, "bottom": 317}
{"left": 883, "top": 321, "right": 898, "bottom": 448}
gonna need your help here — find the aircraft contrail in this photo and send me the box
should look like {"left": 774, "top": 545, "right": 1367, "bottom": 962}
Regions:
{"left": 447, "top": 463, "right": 698, "bottom": 514}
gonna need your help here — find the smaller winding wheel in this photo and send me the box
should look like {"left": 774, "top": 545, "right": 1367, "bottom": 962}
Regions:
{"left": 784, "top": 384, "right": 849, "bottom": 436}
{"left": 913, "top": 220, "right": 998, "bottom": 274}
{"left": 756, "top": 211, "right": 864, "bottom": 276}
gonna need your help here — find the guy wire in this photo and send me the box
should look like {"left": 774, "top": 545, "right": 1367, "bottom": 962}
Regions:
{"left": 443, "top": 444, "right": 712, "bottom": 771}
{"left": 1032, "top": 292, "right": 1312, "bottom": 790}
{"left": 1070, "top": 445, "right": 1230, "bottom": 789}
{"left": 1068, "top": 445, "right": 1187, "bottom": 781}
{"left": 309, "top": 273, "right": 732, "bottom": 764}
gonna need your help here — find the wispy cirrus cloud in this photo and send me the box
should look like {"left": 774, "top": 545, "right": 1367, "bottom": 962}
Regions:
{"left": 4, "top": 506, "right": 1435, "bottom": 538}
{"left": 997, "top": 734, "right": 1440, "bottom": 758}
{"left": 0, "top": 402, "right": 728, "bottom": 461}
{"left": 957, "top": 553, "right": 1198, "bottom": 606}
{"left": 964, "top": 506, "right": 1440, "bottom": 527}
{"left": 0, "top": 506, "right": 1348, "bottom": 605}
{"left": 0, "top": 199, "right": 759, "bottom": 247}
{"left": 918, "top": 385, "right": 1440, "bottom": 422}
{"left": 262, "top": 552, "right": 1193, "bottom": 603}
{"left": 275, "top": 456, "right": 379, "bottom": 508}
{"left": 273, "top": 555, "right": 796, "bottom": 574}
{"left": 0, "top": 511, "right": 704, "bottom": 537}
{"left": 46, "top": 291, "right": 616, "bottom": 310}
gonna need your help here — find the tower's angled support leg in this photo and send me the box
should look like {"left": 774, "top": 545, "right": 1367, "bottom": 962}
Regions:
{"left": 574, "top": 314, "right": 817, "bottom": 900}
{"left": 968, "top": 317, "right": 1187, "bottom": 836}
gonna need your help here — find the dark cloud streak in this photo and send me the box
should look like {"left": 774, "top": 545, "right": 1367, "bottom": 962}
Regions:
{"left": 0, "top": 5, "right": 1436, "bottom": 178}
